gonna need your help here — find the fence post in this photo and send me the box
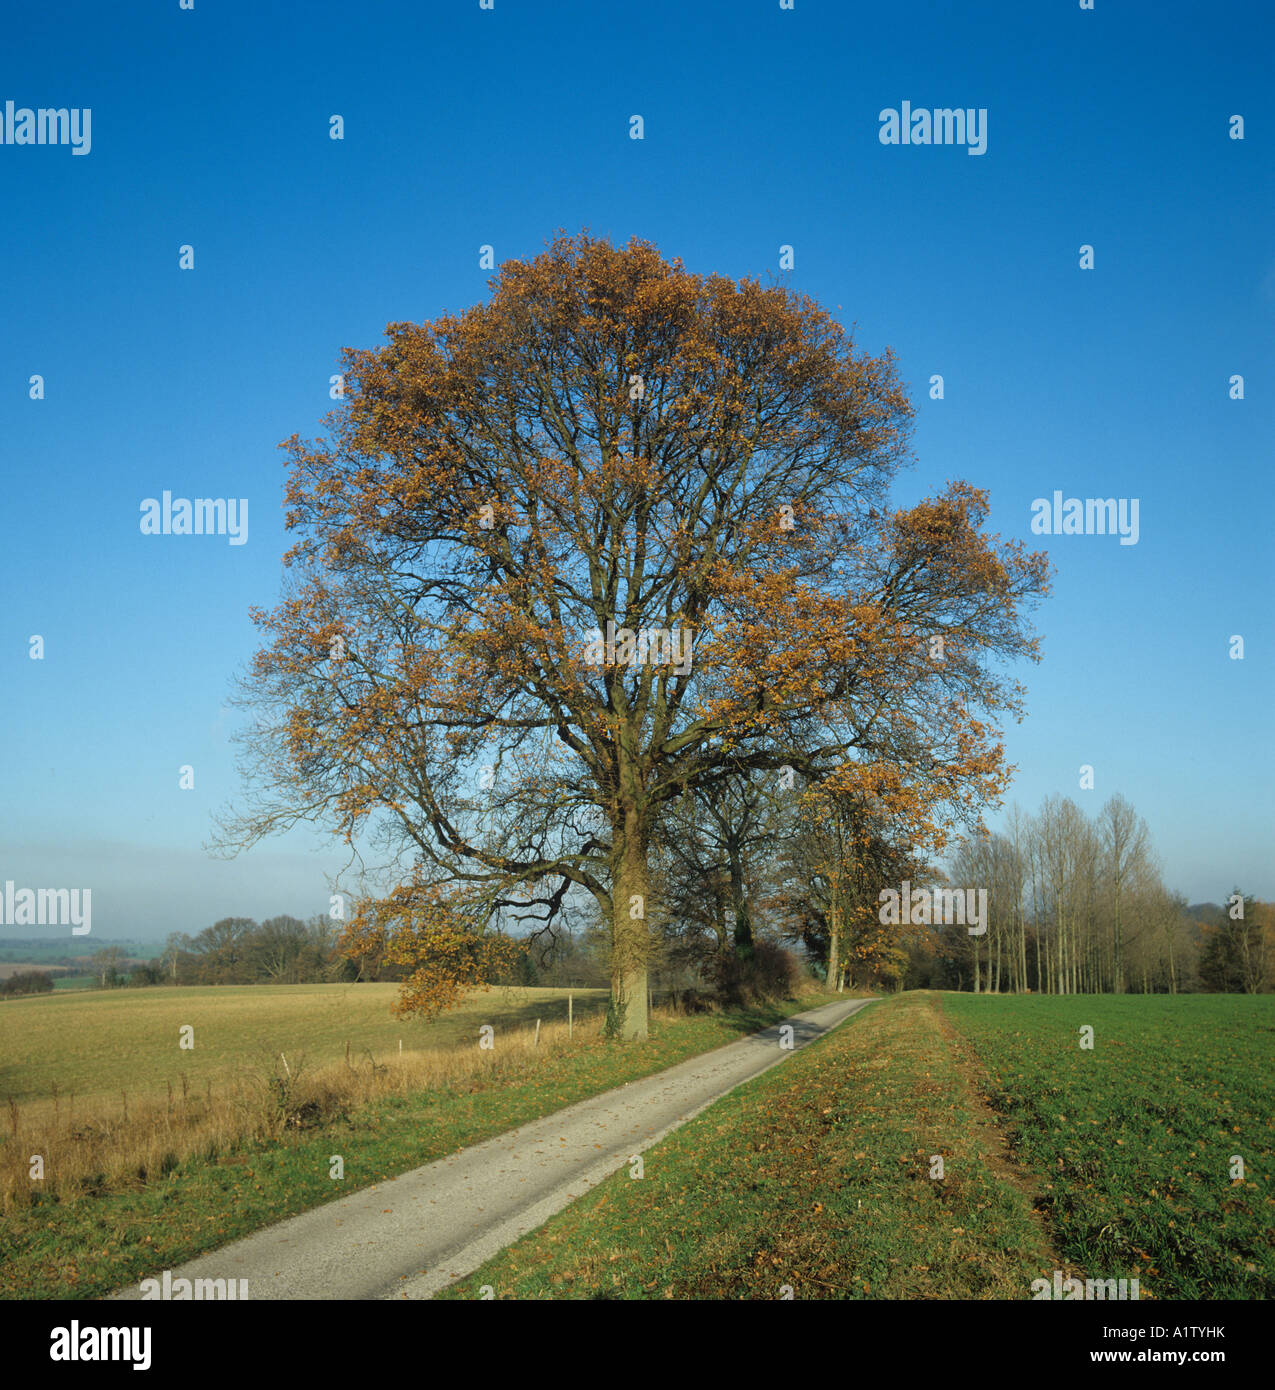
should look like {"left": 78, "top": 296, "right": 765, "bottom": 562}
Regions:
{"left": 534, "top": 1017, "right": 541, "bottom": 1046}
{"left": 568, "top": 992, "right": 573, "bottom": 1039}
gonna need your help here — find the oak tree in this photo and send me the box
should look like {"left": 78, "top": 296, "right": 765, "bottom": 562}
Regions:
{"left": 218, "top": 232, "right": 1048, "bottom": 1037}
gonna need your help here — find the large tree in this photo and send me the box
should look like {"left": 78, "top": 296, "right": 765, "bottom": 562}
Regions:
{"left": 218, "top": 232, "right": 1048, "bottom": 1037}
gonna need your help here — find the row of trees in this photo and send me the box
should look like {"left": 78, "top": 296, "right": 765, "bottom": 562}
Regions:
{"left": 0, "top": 970, "right": 56, "bottom": 997}
{"left": 155, "top": 917, "right": 348, "bottom": 986}
{"left": 934, "top": 795, "right": 1270, "bottom": 994}
{"left": 496, "top": 783, "right": 1270, "bottom": 1000}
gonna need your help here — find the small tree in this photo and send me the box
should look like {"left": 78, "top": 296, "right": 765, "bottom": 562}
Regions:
{"left": 91, "top": 945, "right": 124, "bottom": 989}
{"left": 1199, "top": 892, "right": 1269, "bottom": 994}
{"left": 339, "top": 877, "right": 520, "bottom": 1020}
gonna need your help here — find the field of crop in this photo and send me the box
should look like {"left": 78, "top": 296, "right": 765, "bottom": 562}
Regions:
{"left": 939, "top": 992, "right": 1274, "bottom": 1299}
{"left": 5, "top": 985, "right": 1267, "bottom": 1301}
{"left": 0, "top": 982, "right": 605, "bottom": 1113}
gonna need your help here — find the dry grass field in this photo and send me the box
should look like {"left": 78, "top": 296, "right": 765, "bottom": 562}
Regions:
{"left": 0, "top": 981, "right": 605, "bottom": 1112}
{"left": 0, "top": 982, "right": 609, "bottom": 1215}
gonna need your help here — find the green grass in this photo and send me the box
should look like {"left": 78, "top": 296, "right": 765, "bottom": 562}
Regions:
{"left": 0, "top": 990, "right": 834, "bottom": 1299}
{"left": 0, "top": 982, "right": 607, "bottom": 1108}
{"left": 939, "top": 992, "right": 1275, "bottom": 1299}
{"left": 439, "top": 992, "right": 1054, "bottom": 1300}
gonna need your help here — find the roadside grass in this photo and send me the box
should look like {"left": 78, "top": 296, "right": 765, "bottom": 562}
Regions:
{"left": 939, "top": 992, "right": 1275, "bottom": 1299}
{"left": 0, "top": 988, "right": 837, "bottom": 1299}
{"left": 439, "top": 991, "right": 1054, "bottom": 1300}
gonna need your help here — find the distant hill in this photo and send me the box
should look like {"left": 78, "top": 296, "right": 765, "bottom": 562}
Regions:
{"left": 0, "top": 938, "right": 160, "bottom": 966}
{"left": 1187, "top": 903, "right": 1226, "bottom": 928}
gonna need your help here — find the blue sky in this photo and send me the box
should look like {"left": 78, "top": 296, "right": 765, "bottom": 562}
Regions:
{"left": 2, "top": 0, "right": 1271, "bottom": 941}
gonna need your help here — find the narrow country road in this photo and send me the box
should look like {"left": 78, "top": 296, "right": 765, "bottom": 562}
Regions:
{"left": 110, "top": 995, "right": 874, "bottom": 1301}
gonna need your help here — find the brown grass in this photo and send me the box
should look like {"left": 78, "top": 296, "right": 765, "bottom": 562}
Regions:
{"left": 0, "top": 1008, "right": 616, "bottom": 1213}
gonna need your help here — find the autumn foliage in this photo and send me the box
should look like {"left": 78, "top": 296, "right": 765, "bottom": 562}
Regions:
{"left": 219, "top": 231, "right": 1050, "bottom": 1036}
{"left": 338, "top": 877, "right": 521, "bottom": 1021}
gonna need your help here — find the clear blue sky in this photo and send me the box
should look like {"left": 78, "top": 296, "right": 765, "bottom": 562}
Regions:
{"left": 2, "top": 0, "right": 1271, "bottom": 941}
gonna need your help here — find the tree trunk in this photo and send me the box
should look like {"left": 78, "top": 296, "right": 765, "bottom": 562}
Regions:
{"left": 1113, "top": 889, "right": 1124, "bottom": 994}
{"left": 610, "top": 814, "right": 650, "bottom": 1040}
{"left": 728, "top": 836, "right": 754, "bottom": 959}
{"left": 1019, "top": 916, "right": 1027, "bottom": 993}
{"left": 714, "top": 885, "right": 730, "bottom": 956}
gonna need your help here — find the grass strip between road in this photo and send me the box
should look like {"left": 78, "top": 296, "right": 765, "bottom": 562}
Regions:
{"left": 1, "top": 991, "right": 839, "bottom": 1300}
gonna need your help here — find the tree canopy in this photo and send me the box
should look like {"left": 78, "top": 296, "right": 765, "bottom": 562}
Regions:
{"left": 218, "top": 231, "right": 1050, "bottom": 1036}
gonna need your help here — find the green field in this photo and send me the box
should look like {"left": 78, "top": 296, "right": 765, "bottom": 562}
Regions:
{"left": 939, "top": 992, "right": 1274, "bottom": 1299}
{"left": 440, "top": 991, "right": 1274, "bottom": 1300}
{"left": 0, "top": 982, "right": 606, "bottom": 1110}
